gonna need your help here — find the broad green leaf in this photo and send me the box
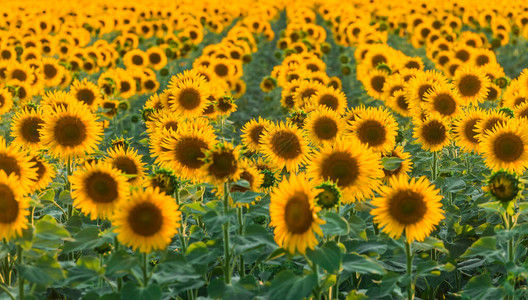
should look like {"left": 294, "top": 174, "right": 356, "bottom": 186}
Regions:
{"left": 462, "top": 273, "right": 504, "bottom": 299}
{"left": 105, "top": 250, "right": 138, "bottom": 277}
{"left": 346, "top": 290, "right": 369, "bottom": 300}
{"left": 342, "top": 252, "right": 386, "bottom": 275}
{"left": 307, "top": 242, "right": 342, "bottom": 273}
{"left": 33, "top": 215, "right": 71, "bottom": 251}
{"left": 413, "top": 236, "right": 448, "bottom": 253}
{"left": 268, "top": 271, "right": 317, "bottom": 300}
{"left": 120, "top": 281, "right": 162, "bottom": 300}
{"left": 381, "top": 157, "right": 403, "bottom": 171}
{"left": 461, "top": 237, "right": 498, "bottom": 258}
{"left": 348, "top": 214, "right": 367, "bottom": 240}
{"left": 18, "top": 255, "right": 65, "bottom": 285}
{"left": 321, "top": 211, "right": 349, "bottom": 236}
{"left": 62, "top": 227, "right": 111, "bottom": 253}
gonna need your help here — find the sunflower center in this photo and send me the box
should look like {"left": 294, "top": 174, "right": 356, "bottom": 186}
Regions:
{"left": 178, "top": 88, "right": 201, "bottom": 110}
{"left": 12, "top": 69, "right": 27, "bottom": 81}
{"left": 318, "top": 94, "right": 338, "bottom": 110}
{"left": 270, "top": 130, "right": 302, "bottom": 159}
{"left": 43, "top": 64, "right": 57, "bottom": 79}
{"left": 483, "top": 117, "right": 504, "bottom": 134}
{"left": 458, "top": 75, "right": 481, "bottom": 97}
{"left": 388, "top": 190, "right": 426, "bottom": 225}
{"left": 128, "top": 202, "right": 163, "bottom": 236}
{"left": 370, "top": 75, "right": 385, "bottom": 93}
{"left": 463, "top": 118, "right": 480, "bottom": 144}
{"left": 208, "top": 151, "right": 237, "bottom": 180}
{"left": 422, "top": 120, "right": 447, "bottom": 145}
{"left": 357, "top": 120, "right": 386, "bottom": 146}
{"left": 433, "top": 93, "right": 456, "bottom": 115}
{"left": 314, "top": 117, "right": 338, "bottom": 140}
{"left": 371, "top": 54, "right": 387, "bottom": 67}
{"left": 231, "top": 171, "right": 254, "bottom": 193}
{"left": 54, "top": 116, "right": 87, "bottom": 147}
{"left": 0, "top": 184, "right": 19, "bottom": 223}
{"left": 21, "top": 117, "right": 44, "bottom": 143}
{"left": 120, "top": 81, "right": 131, "bottom": 93}
{"left": 132, "top": 55, "right": 144, "bottom": 66}
{"left": 301, "top": 88, "right": 317, "bottom": 100}
{"left": 84, "top": 172, "right": 119, "bottom": 203}
{"left": 0, "top": 155, "right": 21, "bottom": 177}
{"left": 249, "top": 125, "right": 265, "bottom": 145}
{"left": 149, "top": 53, "right": 161, "bottom": 64}
{"left": 175, "top": 137, "right": 207, "bottom": 169}
{"left": 163, "top": 121, "right": 178, "bottom": 132}
{"left": 489, "top": 174, "right": 519, "bottom": 202}
{"left": 418, "top": 84, "right": 433, "bottom": 102}
{"left": 214, "top": 64, "right": 228, "bottom": 77}
{"left": 76, "top": 88, "right": 96, "bottom": 105}
{"left": 493, "top": 133, "right": 524, "bottom": 162}
{"left": 284, "top": 192, "right": 313, "bottom": 234}
{"left": 321, "top": 152, "right": 359, "bottom": 187}
{"left": 396, "top": 95, "right": 409, "bottom": 110}
{"left": 29, "top": 158, "right": 45, "bottom": 182}
{"left": 113, "top": 157, "right": 138, "bottom": 178}
{"left": 476, "top": 55, "right": 489, "bottom": 66}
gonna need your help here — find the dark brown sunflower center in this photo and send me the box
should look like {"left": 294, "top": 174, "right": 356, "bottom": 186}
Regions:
{"left": 144, "top": 80, "right": 156, "bottom": 90}
{"left": 132, "top": 55, "right": 144, "bottom": 65}
{"left": 300, "top": 88, "right": 316, "bottom": 100}
{"left": 318, "top": 94, "right": 338, "bottom": 110}
{"left": 21, "top": 117, "right": 44, "bottom": 143}
{"left": 0, "top": 154, "right": 21, "bottom": 177}
{"left": 489, "top": 177, "right": 517, "bottom": 202}
{"left": 0, "top": 95, "right": 5, "bottom": 107}
{"left": 476, "top": 55, "right": 489, "bottom": 66}
{"left": 43, "top": 64, "right": 57, "bottom": 79}
{"left": 175, "top": 137, "right": 207, "bottom": 169}
{"left": 284, "top": 192, "right": 313, "bottom": 234}
{"left": 396, "top": 95, "right": 409, "bottom": 110}
{"left": 149, "top": 53, "right": 161, "bottom": 64}
{"left": 418, "top": 84, "right": 433, "bottom": 102}
{"left": 163, "top": 121, "right": 178, "bottom": 132}
{"left": 388, "top": 190, "right": 426, "bottom": 225}
{"left": 357, "top": 120, "right": 386, "bottom": 147}
{"left": 249, "top": 125, "right": 265, "bottom": 145}
{"left": 482, "top": 118, "right": 504, "bottom": 134}
{"left": 208, "top": 151, "right": 237, "bottom": 180}
{"left": 84, "top": 172, "right": 119, "bottom": 203}
{"left": 270, "top": 130, "right": 302, "bottom": 159}
{"left": 405, "top": 61, "right": 420, "bottom": 69}
{"left": 12, "top": 69, "right": 27, "bottom": 81}
{"left": 29, "top": 158, "right": 45, "bottom": 182}
{"left": 128, "top": 202, "right": 163, "bottom": 236}
{"left": 231, "top": 171, "right": 254, "bottom": 193}
{"left": 178, "top": 88, "right": 201, "bottom": 110}
{"left": 313, "top": 117, "right": 338, "bottom": 140}
{"left": 458, "top": 75, "right": 481, "bottom": 97}
{"left": 433, "top": 93, "right": 456, "bottom": 115}
{"left": 54, "top": 116, "right": 87, "bottom": 147}
{"left": 0, "top": 184, "right": 18, "bottom": 223}
{"left": 371, "top": 54, "right": 387, "bottom": 67}
{"left": 493, "top": 133, "right": 524, "bottom": 162}
{"left": 76, "top": 88, "right": 96, "bottom": 105}
{"left": 214, "top": 64, "right": 228, "bottom": 77}
{"left": 463, "top": 118, "right": 480, "bottom": 144}
{"left": 1, "top": 50, "right": 11, "bottom": 59}
{"left": 422, "top": 120, "right": 447, "bottom": 145}
{"left": 370, "top": 75, "right": 385, "bottom": 93}
{"left": 321, "top": 152, "right": 359, "bottom": 187}
{"left": 113, "top": 157, "right": 138, "bottom": 178}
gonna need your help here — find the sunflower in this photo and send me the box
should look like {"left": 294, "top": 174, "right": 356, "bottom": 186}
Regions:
{"left": 41, "top": 57, "right": 65, "bottom": 87}
{"left": 71, "top": 161, "right": 130, "bottom": 220}
{"left": 123, "top": 49, "right": 147, "bottom": 69}
{"left": 69, "top": 79, "right": 102, "bottom": 111}
{"left": 168, "top": 79, "right": 211, "bottom": 118}
{"left": 40, "top": 90, "right": 78, "bottom": 113}
{"left": 10, "top": 107, "right": 45, "bottom": 151}
{"left": 269, "top": 173, "right": 325, "bottom": 254}
{"left": 386, "top": 90, "right": 412, "bottom": 117}
{"left": 27, "top": 154, "right": 55, "bottom": 192}
{"left": 514, "top": 102, "right": 528, "bottom": 120}
{"left": 6, "top": 62, "right": 35, "bottom": 85}
{"left": 452, "top": 107, "right": 485, "bottom": 154}
{"left": 105, "top": 146, "right": 147, "bottom": 187}
{"left": 423, "top": 84, "right": 462, "bottom": 118}
{"left": 371, "top": 175, "right": 444, "bottom": 243}
{"left": 241, "top": 117, "right": 272, "bottom": 153}
{"left": 146, "top": 109, "right": 182, "bottom": 136}
{"left": 474, "top": 110, "right": 510, "bottom": 142}
{"left": 230, "top": 159, "right": 264, "bottom": 194}
{"left": 309, "top": 86, "right": 348, "bottom": 115}
{"left": 260, "top": 121, "right": 310, "bottom": 173}
{"left": 146, "top": 47, "right": 167, "bottom": 70}
{"left": 363, "top": 69, "right": 390, "bottom": 100}
{"left": 346, "top": 107, "right": 398, "bottom": 154}
{"left": 304, "top": 108, "right": 345, "bottom": 146}
{"left": 404, "top": 73, "right": 437, "bottom": 108}
{"left": 292, "top": 80, "right": 325, "bottom": 110}
{"left": 305, "top": 137, "right": 384, "bottom": 203}
{"left": 39, "top": 102, "right": 103, "bottom": 160}
{"left": 413, "top": 113, "right": 451, "bottom": 152}
{"left": 0, "top": 138, "right": 38, "bottom": 191}
{"left": 452, "top": 67, "right": 491, "bottom": 106}
{"left": 381, "top": 146, "right": 413, "bottom": 182}
{"left": 482, "top": 171, "right": 523, "bottom": 214}
{"left": 201, "top": 142, "right": 242, "bottom": 185}
{"left": 112, "top": 186, "right": 181, "bottom": 253}
{"left": 0, "top": 171, "right": 30, "bottom": 241}
{"left": 0, "top": 88, "right": 14, "bottom": 116}
{"left": 479, "top": 119, "right": 528, "bottom": 174}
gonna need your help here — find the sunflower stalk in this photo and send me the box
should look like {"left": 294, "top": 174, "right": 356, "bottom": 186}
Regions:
{"left": 303, "top": 254, "right": 321, "bottom": 299}
{"left": 504, "top": 213, "right": 516, "bottom": 300}
{"left": 405, "top": 241, "right": 414, "bottom": 300}
{"left": 174, "top": 184, "right": 187, "bottom": 253}
{"left": 16, "top": 246, "right": 23, "bottom": 300}
{"left": 237, "top": 206, "right": 245, "bottom": 278}
{"left": 431, "top": 151, "right": 438, "bottom": 181}
{"left": 222, "top": 181, "right": 232, "bottom": 284}
{"left": 141, "top": 252, "right": 149, "bottom": 287}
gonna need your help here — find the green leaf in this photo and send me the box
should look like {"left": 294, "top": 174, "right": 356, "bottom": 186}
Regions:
{"left": 381, "top": 157, "right": 403, "bottom": 171}
{"left": 268, "top": 271, "right": 317, "bottom": 300}
{"left": 461, "top": 237, "right": 498, "bottom": 258}
{"left": 120, "top": 281, "right": 162, "bottom": 300}
{"left": 62, "top": 227, "right": 111, "bottom": 253}
{"left": 413, "top": 237, "right": 448, "bottom": 253}
{"left": 321, "top": 211, "right": 349, "bottom": 236}
{"left": 346, "top": 290, "right": 369, "bottom": 300}
{"left": 479, "top": 201, "right": 507, "bottom": 214}
{"left": 59, "top": 190, "right": 73, "bottom": 205}
{"left": 18, "top": 255, "right": 65, "bottom": 285}
{"left": 444, "top": 177, "right": 466, "bottom": 193}
{"left": 231, "top": 191, "right": 260, "bottom": 204}
{"left": 105, "top": 250, "right": 138, "bottom": 277}
{"left": 306, "top": 242, "right": 342, "bottom": 273}
{"left": 462, "top": 273, "right": 504, "bottom": 299}
{"left": 342, "top": 252, "right": 386, "bottom": 275}
{"left": 33, "top": 215, "right": 71, "bottom": 251}
{"left": 348, "top": 214, "right": 367, "bottom": 240}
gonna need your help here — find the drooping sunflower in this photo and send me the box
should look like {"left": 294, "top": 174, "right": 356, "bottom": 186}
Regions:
{"left": 423, "top": 84, "right": 462, "bottom": 118}
{"left": 40, "top": 90, "right": 78, "bottom": 113}
{"left": 479, "top": 119, "right": 528, "bottom": 174}
{"left": 452, "top": 107, "right": 485, "bottom": 154}
{"left": 241, "top": 117, "right": 272, "bottom": 153}
{"left": 346, "top": 107, "right": 398, "bottom": 154}
{"left": 482, "top": 171, "right": 524, "bottom": 214}
{"left": 413, "top": 113, "right": 451, "bottom": 152}
{"left": 0, "top": 171, "right": 30, "bottom": 241}
{"left": 0, "top": 138, "right": 38, "bottom": 191}
{"left": 260, "top": 121, "right": 310, "bottom": 173}
{"left": 452, "top": 67, "right": 491, "bottom": 106}
{"left": 69, "top": 79, "right": 103, "bottom": 111}
{"left": 381, "top": 146, "right": 413, "bottom": 182}
{"left": 71, "top": 162, "right": 130, "bottom": 220}
{"left": 371, "top": 175, "right": 444, "bottom": 243}
{"left": 39, "top": 101, "right": 103, "bottom": 160}
{"left": 112, "top": 186, "right": 181, "bottom": 253}
{"left": 27, "top": 154, "right": 55, "bottom": 192}
{"left": 168, "top": 79, "right": 211, "bottom": 118}
{"left": 105, "top": 146, "right": 147, "bottom": 187}
{"left": 201, "top": 142, "right": 243, "bottom": 185}
{"left": 10, "top": 107, "right": 45, "bottom": 151}
{"left": 269, "top": 173, "right": 325, "bottom": 254}
{"left": 305, "top": 137, "right": 384, "bottom": 203}
{"left": 304, "top": 108, "right": 345, "bottom": 146}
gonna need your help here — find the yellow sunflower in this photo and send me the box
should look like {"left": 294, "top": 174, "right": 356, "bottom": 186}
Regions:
{"left": 123, "top": 49, "right": 148, "bottom": 69}
{"left": 479, "top": 119, "right": 528, "bottom": 174}
{"left": 201, "top": 142, "right": 243, "bottom": 185}
{"left": 168, "top": 79, "right": 211, "bottom": 118}
{"left": 27, "top": 154, "right": 55, "bottom": 192}
{"left": 105, "top": 146, "right": 147, "bottom": 187}
{"left": 0, "top": 88, "right": 14, "bottom": 116}
{"left": 241, "top": 117, "right": 272, "bottom": 153}
{"left": 371, "top": 175, "right": 444, "bottom": 243}
{"left": 413, "top": 113, "right": 451, "bottom": 152}
{"left": 381, "top": 146, "right": 413, "bottom": 182}
{"left": 309, "top": 86, "right": 348, "bottom": 115}
{"left": 423, "top": 84, "right": 462, "bottom": 119}
{"left": 146, "top": 47, "right": 168, "bottom": 70}
{"left": 452, "top": 66, "right": 491, "bottom": 106}
{"left": 10, "top": 107, "right": 45, "bottom": 151}
{"left": 386, "top": 90, "right": 412, "bottom": 117}
{"left": 304, "top": 108, "right": 345, "bottom": 146}
{"left": 346, "top": 107, "right": 398, "bottom": 154}
{"left": 0, "top": 171, "right": 30, "bottom": 241}
{"left": 71, "top": 161, "right": 130, "bottom": 220}
{"left": 452, "top": 107, "right": 485, "bottom": 154}
{"left": 0, "top": 138, "right": 38, "bottom": 191}
{"left": 260, "top": 121, "right": 310, "bottom": 173}
{"left": 41, "top": 57, "right": 65, "bottom": 87}
{"left": 112, "top": 186, "right": 181, "bottom": 253}
{"left": 269, "top": 173, "right": 325, "bottom": 254}
{"left": 474, "top": 110, "right": 510, "bottom": 142}
{"left": 363, "top": 69, "right": 389, "bottom": 100}
{"left": 230, "top": 159, "right": 264, "bottom": 194}
{"left": 305, "top": 137, "right": 384, "bottom": 203}
{"left": 69, "top": 79, "right": 103, "bottom": 111}
{"left": 39, "top": 101, "right": 103, "bottom": 160}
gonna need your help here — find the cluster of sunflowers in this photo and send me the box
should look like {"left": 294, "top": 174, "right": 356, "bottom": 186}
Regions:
{"left": 2, "top": 0, "right": 528, "bottom": 299}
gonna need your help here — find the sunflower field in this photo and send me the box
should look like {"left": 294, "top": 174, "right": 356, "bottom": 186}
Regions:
{"left": 3, "top": 0, "right": 528, "bottom": 299}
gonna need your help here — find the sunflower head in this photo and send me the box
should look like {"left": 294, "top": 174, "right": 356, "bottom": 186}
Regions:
{"left": 260, "top": 121, "right": 309, "bottom": 173}
{"left": 315, "top": 182, "right": 341, "bottom": 209}
{"left": 147, "top": 169, "right": 179, "bottom": 195}
{"left": 202, "top": 143, "right": 242, "bottom": 185}
{"left": 413, "top": 113, "right": 451, "bottom": 152}
{"left": 0, "top": 170, "right": 30, "bottom": 241}
{"left": 483, "top": 171, "right": 523, "bottom": 204}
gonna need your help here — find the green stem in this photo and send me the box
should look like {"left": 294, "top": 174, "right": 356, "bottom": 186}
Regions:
{"left": 223, "top": 182, "right": 231, "bottom": 284}
{"left": 237, "top": 207, "right": 245, "bottom": 278}
{"left": 432, "top": 151, "right": 438, "bottom": 181}
{"left": 114, "top": 237, "right": 122, "bottom": 291}
{"left": 303, "top": 255, "right": 321, "bottom": 299}
{"left": 174, "top": 184, "right": 187, "bottom": 253}
{"left": 17, "top": 246, "right": 23, "bottom": 300}
{"left": 66, "top": 157, "right": 74, "bottom": 221}
{"left": 405, "top": 241, "right": 414, "bottom": 300}
{"left": 142, "top": 253, "right": 148, "bottom": 287}
{"left": 0, "top": 283, "right": 15, "bottom": 300}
